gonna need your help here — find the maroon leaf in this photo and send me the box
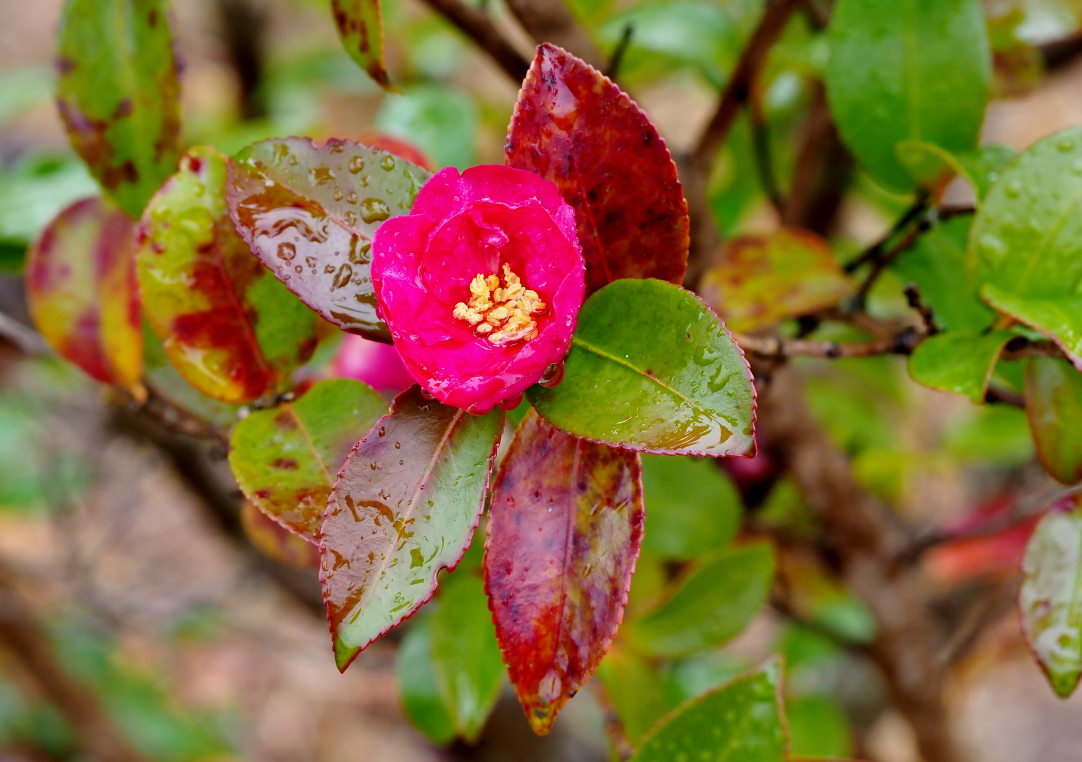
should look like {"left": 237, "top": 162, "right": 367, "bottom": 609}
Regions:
{"left": 26, "top": 197, "right": 142, "bottom": 392}
{"left": 484, "top": 412, "right": 644, "bottom": 734}
{"left": 505, "top": 43, "right": 689, "bottom": 294}
{"left": 227, "top": 137, "right": 431, "bottom": 342}
{"left": 321, "top": 387, "right": 504, "bottom": 670}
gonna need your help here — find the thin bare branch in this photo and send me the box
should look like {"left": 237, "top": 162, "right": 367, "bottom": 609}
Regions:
{"left": 418, "top": 0, "right": 531, "bottom": 83}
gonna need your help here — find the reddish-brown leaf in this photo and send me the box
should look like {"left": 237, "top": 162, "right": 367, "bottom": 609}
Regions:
{"left": 241, "top": 501, "right": 320, "bottom": 569}
{"left": 505, "top": 43, "right": 689, "bottom": 294}
{"left": 484, "top": 412, "right": 644, "bottom": 734}
{"left": 321, "top": 387, "right": 504, "bottom": 670}
{"left": 26, "top": 197, "right": 142, "bottom": 392}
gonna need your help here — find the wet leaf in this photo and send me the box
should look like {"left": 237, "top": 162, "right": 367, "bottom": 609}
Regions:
{"left": 528, "top": 279, "right": 756, "bottom": 457}
{"left": 1025, "top": 358, "right": 1082, "bottom": 485}
{"left": 699, "top": 230, "right": 853, "bottom": 334}
{"left": 56, "top": 0, "right": 181, "bottom": 218}
{"left": 596, "top": 646, "right": 670, "bottom": 746}
{"left": 138, "top": 147, "right": 319, "bottom": 403}
{"left": 826, "top": 0, "right": 990, "bottom": 191}
{"left": 321, "top": 387, "right": 503, "bottom": 670}
{"left": 630, "top": 660, "right": 787, "bottom": 762}
{"left": 907, "top": 330, "right": 1014, "bottom": 403}
{"left": 485, "top": 413, "right": 643, "bottom": 734}
{"left": 240, "top": 501, "right": 320, "bottom": 569}
{"left": 227, "top": 137, "right": 431, "bottom": 341}
{"left": 628, "top": 543, "right": 774, "bottom": 658}
{"left": 332, "top": 0, "right": 392, "bottom": 90}
{"left": 397, "top": 616, "right": 456, "bottom": 745}
{"left": 980, "top": 286, "right": 1082, "bottom": 369}
{"left": 230, "top": 379, "right": 386, "bottom": 542}
{"left": 895, "top": 140, "right": 1015, "bottom": 200}
{"left": 428, "top": 572, "right": 505, "bottom": 742}
{"left": 142, "top": 328, "right": 240, "bottom": 432}
{"left": 641, "top": 454, "right": 742, "bottom": 560}
{"left": 1020, "top": 496, "right": 1082, "bottom": 697}
{"left": 505, "top": 44, "right": 688, "bottom": 294}
{"left": 26, "top": 197, "right": 141, "bottom": 391}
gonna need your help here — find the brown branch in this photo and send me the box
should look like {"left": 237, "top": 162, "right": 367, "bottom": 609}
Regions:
{"left": 0, "top": 556, "right": 147, "bottom": 762}
{"left": 503, "top": 0, "right": 605, "bottom": 69}
{"left": 418, "top": 0, "right": 531, "bottom": 83}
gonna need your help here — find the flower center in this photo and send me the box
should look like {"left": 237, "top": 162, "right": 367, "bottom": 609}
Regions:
{"left": 452, "top": 264, "right": 547, "bottom": 345}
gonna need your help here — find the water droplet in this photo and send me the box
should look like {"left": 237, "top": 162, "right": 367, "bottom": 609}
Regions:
{"left": 277, "top": 242, "right": 297, "bottom": 261}
{"left": 349, "top": 156, "right": 366, "bottom": 173}
{"left": 419, "top": 388, "right": 436, "bottom": 400}
{"left": 380, "top": 155, "right": 396, "bottom": 171}
{"left": 394, "top": 441, "right": 401, "bottom": 449}
{"left": 333, "top": 189, "right": 344, "bottom": 201}
{"left": 1059, "top": 137, "right": 1076, "bottom": 152}
{"left": 347, "top": 191, "right": 359, "bottom": 205}
{"left": 378, "top": 426, "right": 386, "bottom": 437}
{"left": 1004, "top": 179, "right": 1022, "bottom": 198}
{"left": 538, "top": 361, "right": 565, "bottom": 388}
{"left": 360, "top": 197, "right": 391, "bottom": 223}
{"left": 293, "top": 265, "right": 303, "bottom": 273}
{"left": 332, "top": 264, "right": 353, "bottom": 289}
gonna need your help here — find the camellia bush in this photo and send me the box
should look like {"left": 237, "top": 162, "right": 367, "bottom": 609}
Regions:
{"left": 15, "top": 0, "right": 1082, "bottom": 759}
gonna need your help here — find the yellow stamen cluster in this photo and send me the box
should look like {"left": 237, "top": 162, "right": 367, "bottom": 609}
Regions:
{"left": 452, "top": 264, "right": 546, "bottom": 345}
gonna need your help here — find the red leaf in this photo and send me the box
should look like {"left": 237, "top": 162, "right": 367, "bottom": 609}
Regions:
{"left": 484, "top": 412, "right": 644, "bottom": 734}
{"left": 505, "top": 44, "right": 689, "bottom": 294}
{"left": 26, "top": 197, "right": 142, "bottom": 392}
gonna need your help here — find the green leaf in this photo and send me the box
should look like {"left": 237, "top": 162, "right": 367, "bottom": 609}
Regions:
{"left": 628, "top": 543, "right": 774, "bottom": 657}
{"left": 528, "top": 279, "right": 756, "bottom": 457}
{"left": 229, "top": 379, "right": 386, "bottom": 542}
{"left": 895, "top": 140, "right": 1015, "bottom": 199}
{"left": 825, "top": 0, "right": 990, "bottom": 191}
{"left": 891, "top": 214, "right": 993, "bottom": 332}
{"left": 1025, "top": 357, "right": 1082, "bottom": 485}
{"left": 428, "top": 573, "right": 505, "bottom": 742}
{"left": 699, "top": 230, "right": 853, "bottom": 334}
{"left": 907, "top": 330, "right": 1014, "bottom": 402}
{"left": 981, "top": 285, "right": 1082, "bottom": 369}
{"left": 375, "top": 85, "right": 477, "bottom": 169}
{"left": 786, "top": 695, "right": 853, "bottom": 759}
{"left": 630, "top": 660, "right": 787, "bottom": 762}
{"left": 641, "top": 454, "right": 742, "bottom": 560}
{"left": 321, "top": 387, "right": 503, "bottom": 670}
{"left": 332, "top": 0, "right": 392, "bottom": 90}
{"left": 139, "top": 147, "right": 319, "bottom": 403}
{"left": 1020, "top": 496, "right": 1082, "bottom": 697}
{"left": 597, "top": 646, "right": 670, "bottom": 745}
{"left": 397, "top": 616, "right": 456, "bottom": 745}
{"left": 56, "top": 0, "right": 181, "bottom": 217}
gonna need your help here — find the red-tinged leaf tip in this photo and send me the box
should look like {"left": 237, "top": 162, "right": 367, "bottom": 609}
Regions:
{"left": 320, "top": 387, "right": 503, "bottom": 670}
{"left": 332, "top": 0, "right": 395, "bottom": 92}
{"left": 484, "top": 413, "right": 644, "bottom": 734}
{"left": 506, "top": 44, "right": 689, "bottom": 294}
{"left": 26, "top": 196, "right": 143, "bottom": 392}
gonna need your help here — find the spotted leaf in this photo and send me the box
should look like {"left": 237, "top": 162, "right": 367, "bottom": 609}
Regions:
{"left": 332, "top": 0, "right": 392, "bottom": 91}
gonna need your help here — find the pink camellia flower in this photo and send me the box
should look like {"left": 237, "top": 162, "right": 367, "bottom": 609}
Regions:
{"left": 371, "top": 165, "right": 585, "bottom": 413}
{"left": 333, "top": 334, "right": 414, "bottom": 394}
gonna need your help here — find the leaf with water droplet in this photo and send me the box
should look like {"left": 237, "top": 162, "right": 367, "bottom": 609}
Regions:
{"left": 485, "top": 412, "right": 643, "bottom": 734}
{"left": 506, "top": 44, "right": 688, "bottom": 294}
{"left": 227, "top": 137, "right": 431, "bottom": 342}
{"left": 630, "top": 659, "right": 788, "bottom": 762}
{"left": 138, "top": 147, "right": 319, "bottom": 402}
{"left": 528, "top": 279, "right": 756, "bottom": 457}
{"left": 230, "top": 379, "right": 386, "bottom": 542}
{"left": 1025, "top": 357, "right": 1082, "bottom": 485}
{"left": 1020, "top": 495, "right": 1082, "bottom": 697}
{"left": 826, "top": 0, "right": 990, "bottom": 191}
{"left": 332, "top": 0, "right": 393, "bottom": 91}
{"left": 26, "top": 196, "right": 142, "bottom": 393}
{"left": 907, "top": 329, "right": 1014, "bottom": 403}
{"left": 56, "top": 0, "right": 181, "bottom": 218}
{"left": 321, "top": 386, "right": 503, "bottom": 670}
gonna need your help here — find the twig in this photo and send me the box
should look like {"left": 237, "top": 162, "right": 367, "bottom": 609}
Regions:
{"left": 605, "top": 23, "right": 634, "bottom": 80}
{"left": 736, "top": 329, "right": 924, "bottom": 361}
{"left": 0, "top": 312, "right": 47, "bottom": 355}
{"left": 904, "top": 284, "right": 939, "bottom": 335}
{"left": 844, "top": 194, "right": 930, "bottom": 274}
{"left": 418, "top": 0, "right": 530, "bottom": 82}
{"left": 503, "top": 0, "right": 605, "bottom": 69}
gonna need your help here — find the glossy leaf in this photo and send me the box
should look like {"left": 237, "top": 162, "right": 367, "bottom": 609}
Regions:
{"left": 699, "top": 230, "right": 853, "bottom": 334}
{"left": 227, "top": 137, "right": 431, "bottom": 341}
{"left": 321, "top": 387, "right": 503, "bottom": 670}
{"left": 332, "top": 0, "right": 392, "bottom": 90}
{"left": 505, "top": 44, "right": 688, "bottom": 293}
{"left": 26, "top": 197, "right": 141, "bottom": 391}
{"left": 528, "top": 279, "right": 756, "bottom": 457}
{"left": 397, "top": 616, "right": 456, "bottom": 745}
{"left": 1020, "top": 496, "right": 1082, "bottom": 697}
{"left": 891, "top": 214, "right": 993, "bottom": 332}
{"left": 55, "top": 0, "right": 181, "bottom": 218}
{"left": 826, "top": 0, "right": 990, "bottom": 191}
{"left": 138, "top": 147, "right": 319, "bottom": 403}
{"left": 142, "top": 328, "right": 240, "bottom": 432}
{"left": 641, "top": 454, "right": 742, "bottom": 560}
{"left": 907, "top": 330, "right": 1013, "bottom": 403}
{"left": 596, "top": 646, "right": 669, "bottom": 745}
{"left": 240, "top": 501, "right": 320, "bottom": 569}
{"left": 1025, "top": 357, "right": 1082, "bottom": 485}
{"left": 628, "top": 543, "right": 774, "bottom": 658}
{"left": 895, "top": 140, "right": 1015, "bottom": 200}
{"left": 428, "top": 573, "right": 505, "bottom": 742}
{"left": 485, "top": 412, "right": 644, "bottom": 734}
{"left": 980, "top": 286, "right": 1082, "bottom": 369}
{"left": 230, "top": 379, "right": 386, "bottom": 542}
{"left": 630, "top": 660, "right": 787, "bottom": 762}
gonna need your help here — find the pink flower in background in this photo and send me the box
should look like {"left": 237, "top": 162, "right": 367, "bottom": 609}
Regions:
{"left": 333, "top": 334, "right": 414, "bottom": 394}
{"left": 371, "top": 165, "right": 585, "bottom": 413}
